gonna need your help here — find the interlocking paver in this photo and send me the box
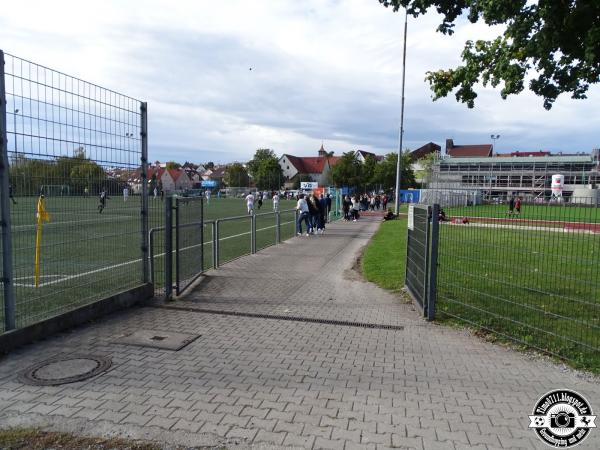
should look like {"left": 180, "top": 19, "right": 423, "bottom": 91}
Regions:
{"left": 0, "top": 217, "right": 598, "bottom": 450}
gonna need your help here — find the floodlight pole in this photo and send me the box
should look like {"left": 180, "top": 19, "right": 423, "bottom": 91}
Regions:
{"left": 394, "top": 8, "right": 408, "bottom": 214}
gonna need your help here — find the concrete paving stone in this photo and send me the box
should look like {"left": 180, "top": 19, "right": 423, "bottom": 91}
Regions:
{"left": 225, "top": 426, "right": 258, "bottom": 442}
{"left": 434, "top": 429, "right": 469, "bottom": 445}
{"left": 247, "top": 417, "right": 278, "bottom": 431}
{"left": 4, "top": 401, "right": 36, "bottom": 413}
{"left": 376, "top": 422, "right": 405, "bottom": 436}
{"left": 302, "top": 425, "right": 333, "bottom": 439}
{"left": 332, "top": 427, "right": 361, "bottom": 442}
{"left": 321, "top": 416, "right": 349, "bottom": 430}
{"left": 240, "top": 406, "right": 270, "bottom": 418}
{"left": 311, "top": 406, "right": 339, "bottom": 418}
{"left": 466, "top": 432, "right": 501, "bottom": 447}
{"left": 266, "top": 409, "right": 295, "bottom": 422}
{"left": 220, "top": 413, "right": 250, "bottom": 428}
{"left": 101, "top": 400, "right": 126, "bottom": 411}
{"left": 199, "top": 421, "right": 231, "bottom": 437}
{"left": 260, "top": 399, "right": 287, "bottom": 411}
{"left": 344, "top": 440, "right": 377, "bottom": 450}
{"left": 274, "top": 420, "right": 304, "bottom": 435}
{"left": 348, "top": 419, "right": 377, "bottom": 433}
{"left": 144, "top": 396, "right": 172, "bottom": 407}
{"left": 210, "top": 394, "right": 238, "bottom": 406}
{"left": 314, "top": 436, "right": 345, "bottom": 450}
{"left": 168, "top": 408, "right": 199, "bottom": 421}
{"left": 253, "top": 430, "right": 286, "bottom": 445}
{"left": 391, "top": 434, "right": 424, "bottom": 449}
{"left": 194, "top": 410, "right": 225, "bottom": 424}
{"left": 421, "top": 438, "right": 456, "bottom": 450}
{"left": 27, "top": 403, "right": 59, "bottom": 415}
{"left": 215, "top": 403, "right": 244, "bottom": 415}
{"left": 360, "top": 431, "right": 391, "bottom": 446}
{"left": 96, "top": 410, "right": 128, "bottom": 423}
{"left": 145, "top": 405, "right": 175, "bottom": 417}
{"left": 71, "top": 407, "right": 103, "bottom": 420}
{"left": 282, "top": 432, "right": 315, "bottom": 448}
{"left": 121, "top": 413, "right": 152, "bottom": 426}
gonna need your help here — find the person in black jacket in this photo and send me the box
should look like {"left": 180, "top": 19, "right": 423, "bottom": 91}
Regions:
{"left": 325, "top": 194, "right": 332, "bottom": 222}
{"left": 318, "top": 194, "right": 327, "bottom": 233}
{"left": 342, "top": 195, "right": 351, "bottom": 221}
{"left": 307, "top": 193, "right": 320, "bottom": 234}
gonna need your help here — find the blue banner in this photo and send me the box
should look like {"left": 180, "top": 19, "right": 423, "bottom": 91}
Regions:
{"left": 201, "top": 180, "right": 217, "bottom": 187}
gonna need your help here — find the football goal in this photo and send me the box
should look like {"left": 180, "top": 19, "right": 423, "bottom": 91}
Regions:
{"left": 40, "top": 184, "right": 71, "bottom": 196}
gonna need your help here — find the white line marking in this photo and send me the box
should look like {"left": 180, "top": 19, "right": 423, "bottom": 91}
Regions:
{"left": 13, "top": 215, "right": 134, "bottom": 230}
{"left": 27, "top": 220, "right": 296, "bottom": 287}
{"left": 445, "top": 222, "right": 600, "bottom": 235}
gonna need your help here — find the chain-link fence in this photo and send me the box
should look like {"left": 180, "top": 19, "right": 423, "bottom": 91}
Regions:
{"left": 0, "top": 51, "right": 148, "bottom": 333}
{"left": 435, "top": 193, "right": 600, "bottom": 369}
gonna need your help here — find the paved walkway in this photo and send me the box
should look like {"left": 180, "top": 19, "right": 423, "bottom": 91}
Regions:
{"left": 0, "top": 217, "right": 599, "bottom": 449}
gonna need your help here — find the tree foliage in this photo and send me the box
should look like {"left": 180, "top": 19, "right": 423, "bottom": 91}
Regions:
{"left": 165, "top": 161, "right": 181, "bottom": 170}
{"left": 247, "top": 149, "right": 283, "bottom": 190}
{"left": 9, "top": 148, "right": 113, "bottom": 195}
{"left": 330, "top": 152, "right": 362, "bottom": 188}
{"left": 372, "top": 152, "right": 415, "bottom": 190}
{"left": 224, "top": 162, "right": 249, "bottom": 187}
{"left": 379, "top": 0, "right": 600, "bottom": 109}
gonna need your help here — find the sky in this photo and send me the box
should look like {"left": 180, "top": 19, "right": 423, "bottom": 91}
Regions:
{"left": 1, "top": 0, "right": 598, "bottom": 164}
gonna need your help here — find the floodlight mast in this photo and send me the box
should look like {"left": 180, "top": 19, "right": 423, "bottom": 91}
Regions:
{"left": 394, "top": 9, "right": 408, "bottom": 214}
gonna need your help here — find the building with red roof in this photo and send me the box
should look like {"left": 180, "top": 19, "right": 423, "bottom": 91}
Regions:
{"left": 279, "top": 144, "right": 340, "bottom": 187}
{"left": 445, "top": 139, "right": 493, "bottom": 157}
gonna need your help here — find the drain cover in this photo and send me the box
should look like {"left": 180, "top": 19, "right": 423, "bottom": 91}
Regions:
{"left": 115, "top": 329, "right": 200, "bottom": 351}
{"left": 19, "top": 355, "right": 112, "bottom": 386}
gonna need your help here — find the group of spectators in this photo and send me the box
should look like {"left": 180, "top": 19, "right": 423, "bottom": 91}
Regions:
{"left": 340, "top": 193, "right": 389, "bottom": 221}
{"left": 295, "top": 193, "right": 332, "bottom": 236}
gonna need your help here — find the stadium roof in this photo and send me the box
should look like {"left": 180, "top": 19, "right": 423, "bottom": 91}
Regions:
{"left": 440, "top": 155, "right": 594, "bottom": 164}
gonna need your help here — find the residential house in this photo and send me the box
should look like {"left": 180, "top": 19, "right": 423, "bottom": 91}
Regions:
{"left": 409, "top": 142, "right": 441, "bottom": 185}
{"left": 279, "top": 145, "right": 339, "bottom": 187}
{"left": 353, "top": 149, "right": 384, "bottom": 163}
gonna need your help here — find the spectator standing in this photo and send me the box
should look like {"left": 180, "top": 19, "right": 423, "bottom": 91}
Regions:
{"left": 8, "top": 184, "right": 17, "bottom": 205}
{"left": 296, "top": 194, "right": 311, "bottom": 236}
{"left": 351, "top": 196, "right": 360, "bottom": 221}
{"left": 382, "top": 194, "right": 388, "bottom": 210}
{"left": 272, "top": 192, "right": 280, "bottom": 212}
{"left": 342, "top": 195, "right": 351, "bottom": 221}
{"left": 325, "top": 194, "right": 332, "bottom": 222}
{"left": 307, "top": 193, "right": 320, "bottom": 234}
{"left": 318, "top": 194, "right": 327, "bottom": 234}
{"left": 508, "top": 196, "right": 515, "bottom": 215}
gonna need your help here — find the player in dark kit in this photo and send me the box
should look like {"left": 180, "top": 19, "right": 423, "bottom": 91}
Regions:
{"left": 98, "top": 189, "right": 108, "bottom": 213}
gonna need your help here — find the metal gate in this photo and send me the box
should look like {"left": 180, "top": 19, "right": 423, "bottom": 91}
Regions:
{"left": 405, "top": 204, "right": 439, "bottom": 320}
{"left": 174, "top": 196, "right": 205, "bottom": 295}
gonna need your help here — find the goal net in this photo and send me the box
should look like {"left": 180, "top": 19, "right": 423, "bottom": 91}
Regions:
{"left": 40, "top": 185, "right": 71, "bottom": 197}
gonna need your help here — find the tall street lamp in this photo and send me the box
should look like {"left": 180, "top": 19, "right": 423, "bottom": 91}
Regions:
{"left": 490, "top": 134, "right": 500, "bottom": 153}
{"left": 394, "top": 9, "right": 408, "bottom": 214}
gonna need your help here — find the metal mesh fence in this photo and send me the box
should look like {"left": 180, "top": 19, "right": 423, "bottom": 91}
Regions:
{"left": 1, "top": 51, "right": 147, "bottom": 332}
{"left": 435, "top": 193, "right": 600, "bottom": 369}
{"left": 175, "top": 196, "right": 204, "bottom": 295}
{"left": 405, "top": 205, "right": 429, "bottom": 314}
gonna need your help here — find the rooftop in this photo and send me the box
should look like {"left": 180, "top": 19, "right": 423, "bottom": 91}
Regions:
{"left": 440, "top": 155, "right": 594, "bottom": 164}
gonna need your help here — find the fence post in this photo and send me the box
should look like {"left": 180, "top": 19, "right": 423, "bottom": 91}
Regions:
{"left": 149, "top": 229, "right": 155, "bottom": 284}
{"left": 140, "top": 102, "right": 149, "bottom": 284}
{"left": 174, "top": 198, "right": 180, "bottom": 295}
{"left": 251, "top": 213, "right": 256, "bottom": 254}
{"left": 200, "top": 195, "right": 204, "bottom": 273}
{"left": 427, "top": 204, "right": 440, "bottom": 321}
{"left": 275, "top": 212, "right": 281, "bottom": 244}
{"left": 0, "top": 50, "right": 16, "bottom": 331}
{"left": 164, "top": 196, "right": 173, "bottom": 301}
{"left": 212, "top": 221, "right": 218, "bottom": 269}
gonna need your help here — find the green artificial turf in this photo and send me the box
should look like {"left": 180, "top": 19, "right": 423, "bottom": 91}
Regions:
{"left": 361, "top": 211, "right": 600, "bottom": 373}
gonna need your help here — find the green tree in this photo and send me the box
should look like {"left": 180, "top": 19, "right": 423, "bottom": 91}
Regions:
{"left": 247, "top": 149, "right": 283, "bottom": 190}
{"left": 379, "top": 1, "right": 600, "bottom": 109}
{"left": 224, "top": 162, "right": 249, "bottom": 187}
{"left": 293, "top": 174, "right": 314, "bottom": 190}
{"left": 165, "top": 161, "right": 181, "bottom": 170}
{"left": 330, "top": 152, "right": 362, "bottom": 188}
{"left": 361, "top": 155, "right": 378, "bottom": 188}
{"left": 414, "top": 152, "right": 437, "bottom": 186}
{"left": 373, "top": 152, "right": 415, "bottom": 190}
{"left": 205, "top": 161, "right": 215, "bottom": 170}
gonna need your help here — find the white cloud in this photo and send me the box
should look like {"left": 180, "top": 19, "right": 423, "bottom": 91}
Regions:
{"left": 1, "top": 0, "right": 598, "bottom": 163}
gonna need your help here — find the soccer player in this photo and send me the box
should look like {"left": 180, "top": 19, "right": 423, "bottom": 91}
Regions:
{"left": 123, "top": 186, "right": 129, "bottom": 202}
{"left": 272, "top": 192, "right": 280, "bottom": 212}
{"left": 98, "top": 188, "right": 108, "bottom": 213}
{"left": 205, "top": 189, "right": 211, "bottom": 205}
{"left": 8, "top": 184, "right": 17, "bottom": 205}
{"left": 245, "top": 192, "right": 255, "bottom": 215}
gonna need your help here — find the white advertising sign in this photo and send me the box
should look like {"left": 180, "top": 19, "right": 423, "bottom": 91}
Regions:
{"left": 300, "top": 182, "right": 318, "bottom": 189}
{"left": 407, "top": 205, "right": 414, "bottom": 230}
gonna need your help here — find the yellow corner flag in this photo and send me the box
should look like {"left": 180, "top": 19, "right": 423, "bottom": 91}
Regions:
{"left": 34, "top": 195, "right": 51, "bottom": 288}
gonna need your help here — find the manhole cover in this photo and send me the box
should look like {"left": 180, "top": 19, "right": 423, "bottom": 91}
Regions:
{"left": 19, "top": 355, "right": 112, "bottom": 386}
{"left": 115, "top": 329, "right": 200, "bottom": 351}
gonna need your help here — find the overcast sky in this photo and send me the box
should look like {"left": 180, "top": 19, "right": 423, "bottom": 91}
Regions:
{"left": 1, "top": 0, "right": 598, "bottom": 163}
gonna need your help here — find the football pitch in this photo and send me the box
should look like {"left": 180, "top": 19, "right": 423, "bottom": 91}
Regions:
{"left": 2, "top": 196, "right": 298, "bottom": 331}
{"left": 437, "top": 202, "right": 600, "bottom": 369}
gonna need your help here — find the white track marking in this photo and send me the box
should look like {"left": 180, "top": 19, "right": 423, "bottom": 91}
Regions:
{"left": 27, "top": 220, "right": 296, "bottom": 287}
{"left": 445, "top": 221, "right": 600, "bottom": 235}
{"left": 13, "top": 215, "right": 135, "bottom": 230}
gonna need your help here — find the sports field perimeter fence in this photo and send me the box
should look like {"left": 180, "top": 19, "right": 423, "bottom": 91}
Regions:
{"left": 430, "top": 192, "right": 600, "bottom": 369}
{"left": 0, "top": 50, "right": 149, "bottom": 334}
